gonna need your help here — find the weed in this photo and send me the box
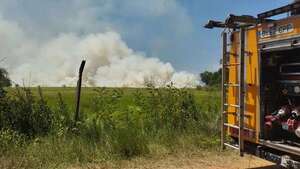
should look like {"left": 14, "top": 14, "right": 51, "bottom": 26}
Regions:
{"left": 0, "top": 87, "right": 220, "bottom": 168}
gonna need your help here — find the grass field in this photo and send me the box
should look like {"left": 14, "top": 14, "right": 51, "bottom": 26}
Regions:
{"left": 1, "top": 87, "right": 221, "bottom": 169}
{"left": 17, "top": 87, "right": 220, "bottom": 113}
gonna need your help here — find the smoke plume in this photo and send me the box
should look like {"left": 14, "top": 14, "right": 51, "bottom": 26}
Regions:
{"left": 0, "top": 16, "right": 198, "bottom": 88}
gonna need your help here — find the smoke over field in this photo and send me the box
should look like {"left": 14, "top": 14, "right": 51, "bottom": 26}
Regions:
{"left": 0, "top": 0, "right": 199, "bottom": 88}
{"left": 2, "top": 31, "right": 198, "bottom": 87}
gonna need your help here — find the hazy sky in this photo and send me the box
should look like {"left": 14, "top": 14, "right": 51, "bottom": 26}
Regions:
{"left": 0, "top": 0, "right": 294, "bottom": 86}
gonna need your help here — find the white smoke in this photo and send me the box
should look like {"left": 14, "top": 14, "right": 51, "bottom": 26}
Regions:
{"left": 0, "top": 16, "right": 199, "bottom": 88}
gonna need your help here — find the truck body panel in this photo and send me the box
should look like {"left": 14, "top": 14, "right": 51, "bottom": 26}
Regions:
{"left": 228, "top": 28, "right": 259, "bottom": 143}
{"left": 206, "top": 1, "right": 300, "bottom": 167}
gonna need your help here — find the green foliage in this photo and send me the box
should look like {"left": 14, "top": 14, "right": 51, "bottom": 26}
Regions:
{"left": 200, "top": 68, "right": 222, "bottom": 87}
{"left": 0, "top": 129, "right": 24, "bottom": 153}
{"left": 0, "top": 68, "right": 11, "bottom": 87}
{"left": 0, "top": 87, "right": 53, "bottom": 137}
{"left": 52, "top": 92, "right": 72, "bottom": 132}
{"left": 83, "top": 86, "right": 219, "bottom": 158}
{"left": 136, "top": 87, "right": 200, "bottom": 133}
{"left": 84, "top": 88, "right": 149, "bottom": 158}
{"left": 0, "top": 87, "right": 221, "bottom": 168}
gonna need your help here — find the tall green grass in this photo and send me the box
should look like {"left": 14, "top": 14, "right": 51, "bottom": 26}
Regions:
{"left": 0, "top": 86, "right": 220, "bottom": 169}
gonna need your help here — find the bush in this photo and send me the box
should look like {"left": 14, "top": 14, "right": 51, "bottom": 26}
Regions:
{"left": 0, "top": 68, "right": 11, "bottom": 87}
{"left": 0, "top": 87, "right": 53, "bottom": 137}
{"left": 52, "top": 92, "right": 72, "bottom": 133}
{"left": 200, "top": 68, "right": 221, "bottom": 87}
{"left": 0, "top": 129, "right": 24, "bottom": 153}
{"left": 85, "top": 86, "right": 218, "bottom": 158}
{"left": 0, "top": 86, "right": 221, "bottom": 167}
{"left": 134, "top": 87, "right": 200, "bottom": 134}
{"left": 109, "top": 122, "right": 149, "bottom": 158}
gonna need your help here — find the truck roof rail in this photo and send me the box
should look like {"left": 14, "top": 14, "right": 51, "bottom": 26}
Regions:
{"left": 258, "top": 1, "right": 300, "bottom": 19}
{"left": 204, "top": 20, "right": 236, "bottom": 29}
{"left": 204, "top": 14, "right": 267, "bottom": 29}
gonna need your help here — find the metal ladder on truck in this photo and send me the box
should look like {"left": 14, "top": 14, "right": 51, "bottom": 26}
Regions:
{"left": 221, "top": 28, "right": 246, "bottom": 157}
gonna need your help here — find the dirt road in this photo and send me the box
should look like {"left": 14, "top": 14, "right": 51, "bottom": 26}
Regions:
{"left": 73, "top": 151, "right": 281, "bottom": 169}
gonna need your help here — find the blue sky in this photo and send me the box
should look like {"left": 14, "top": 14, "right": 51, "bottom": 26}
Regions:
{"left": 0, "top": 0, "right": 294, "bottom": 86}
{"left": 176, "top": 0, "right": 290, "bottom": 73}
{"left": 123, "top": 0, "right": 291, "bottom": 74}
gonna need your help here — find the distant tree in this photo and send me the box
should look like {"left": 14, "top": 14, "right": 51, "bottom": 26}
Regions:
{"left": 0, "top": 68, "right": 11, "bottom": 87}
{"left": 200, "top": 68, "right": 221, "bottom": 87}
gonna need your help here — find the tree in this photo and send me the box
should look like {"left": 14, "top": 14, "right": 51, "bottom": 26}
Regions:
{"left": 0, "top": 68, "right": 11, "bottom": 87}
{"left": 200, "top": 68, "right": 221, "bottom": 87}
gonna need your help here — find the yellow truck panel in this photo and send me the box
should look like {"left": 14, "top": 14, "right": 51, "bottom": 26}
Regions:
{"left": 206, "top": 1, "right": 300, "bottom": 165}
{"left": 227, "top": 16, "right": 300, "bottom": 144}
{"left": 258, "top": 16, "right": 300, "bottom": 43}
{"left": 227, "top": 29, "right": 259, "bottom": 143}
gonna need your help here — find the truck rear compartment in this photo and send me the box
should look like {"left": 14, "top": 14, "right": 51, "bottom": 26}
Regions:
{"left": 261, "top": 47, "right": 300, "bottom": 156}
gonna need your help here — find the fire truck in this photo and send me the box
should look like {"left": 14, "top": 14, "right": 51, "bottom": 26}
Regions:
{"left": 205, "top": 1, "right": 300, "bottom": 168}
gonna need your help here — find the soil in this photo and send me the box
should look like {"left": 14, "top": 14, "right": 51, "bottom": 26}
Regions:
{"left": 71, "top": 151, "right": 282, "bottom": 169}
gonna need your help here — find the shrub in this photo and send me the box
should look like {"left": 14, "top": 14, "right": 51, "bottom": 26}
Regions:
{"left": 52, "top": 92, "right": 72, "bottom": 133}
{"left": 134, "top": 87, "right": 200, "bottom": 134}
{"left": 0, "top": 87, "right": 53, "bottom": 137}
{"left": 0, "top": 68, "right": 11, "bottom": 87}
{"left": 0, "top": 129, "right": 24, "bottom": 153}
{"left": 87, "top": 89, "right": 149, "bottom": 158}
{"left": 0, "top": 86, "right": 221, "bottom": 167}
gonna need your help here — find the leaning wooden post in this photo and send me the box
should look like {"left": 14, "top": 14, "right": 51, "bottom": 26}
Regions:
{"left": 74, "top": 60, "right": 86, "bottom": 122}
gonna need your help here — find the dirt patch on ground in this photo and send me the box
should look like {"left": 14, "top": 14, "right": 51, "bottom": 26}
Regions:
{"left": 71, "top": 151, "right": 281, "bottom": 169}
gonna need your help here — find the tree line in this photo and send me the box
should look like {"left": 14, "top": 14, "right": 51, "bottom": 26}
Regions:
{"left": 0, "top": 68, "right": 11, "bottom": 87}
{"left": 200, "top": 68, "right": 221, "bottom": 88}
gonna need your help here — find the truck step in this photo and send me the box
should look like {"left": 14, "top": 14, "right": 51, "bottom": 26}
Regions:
{"left": 224, "top": 143, "right": 240, "bottom": 150}
{"left": 223, "top": 111, "right": 254, "bottom": 119}
{"left": 226, "top": 52, "right": 239, "bottom": 57}
{"left": 224, "top": 83, "right": 240, "bottom": 87}
{"left": 224, "top": 103, "right": 240, "bottom": 108}
{"left": 224, "top": 63, "right": 240, "bottom": 66}
{"left": 224, "top": 123, "right": 239, "bottom": 129}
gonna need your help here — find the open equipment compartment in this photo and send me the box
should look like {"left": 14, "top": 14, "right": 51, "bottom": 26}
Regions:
{"left": 260, "top": 48, "right": 300, "bottom": 118}
{"left": 260, "top": 42, "right": 300, "bottom": 156}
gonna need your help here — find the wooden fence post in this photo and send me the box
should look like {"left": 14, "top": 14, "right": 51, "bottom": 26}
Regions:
{"left": 74, "top": 60, "right": 86, "bottom": 122}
